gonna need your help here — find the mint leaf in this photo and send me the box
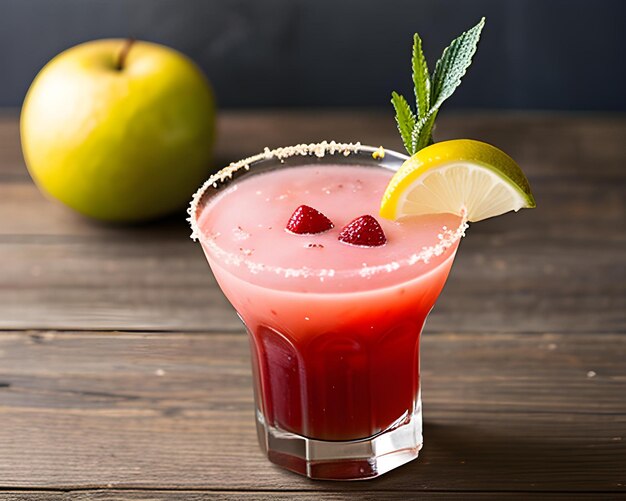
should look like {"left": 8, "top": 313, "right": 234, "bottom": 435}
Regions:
{"left": 411, "top": 110, "right": 438, "bottom": 152}
{"left": 430, "top": 17, "right": 485, "bottom": 110}
{"left": 391, "top": 91, "right": 416, "bottom": 154}
{"left": 412, "top": 33, "right": 430, "bottom": 119}
{"left": 391, "top": 17, "right": 485, "bottom": 156}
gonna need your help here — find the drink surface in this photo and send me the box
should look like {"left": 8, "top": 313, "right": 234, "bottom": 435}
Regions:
{"left": 198, "top": 164, "right": 463, "bottom": 292}
{"left": 197, "top": 163, "right": 463, "bottom": 441}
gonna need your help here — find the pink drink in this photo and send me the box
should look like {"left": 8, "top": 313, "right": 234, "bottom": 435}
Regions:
{"left": 191, "top": 144, "right": 465, "bottom": 479}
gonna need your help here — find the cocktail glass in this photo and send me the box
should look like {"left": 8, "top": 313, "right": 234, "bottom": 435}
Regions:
{"left": 189, "top": 143, "right": 466, "bottom": 480}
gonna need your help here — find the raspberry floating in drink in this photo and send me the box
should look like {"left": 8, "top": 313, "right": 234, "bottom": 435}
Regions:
{"left": 338, "top": 214, "right": 387, "bottom": 247}
{"left": 285, "top": 204, "right": 334, "bottom": 235}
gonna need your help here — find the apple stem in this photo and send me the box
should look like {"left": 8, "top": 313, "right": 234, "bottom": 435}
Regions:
{"left": 116, "top": 38, "right": 136, "bottom": 71}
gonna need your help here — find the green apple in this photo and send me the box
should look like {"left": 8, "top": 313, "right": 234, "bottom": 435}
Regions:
{"left": 21, "top": 39, "right": 215, "bottom": 222}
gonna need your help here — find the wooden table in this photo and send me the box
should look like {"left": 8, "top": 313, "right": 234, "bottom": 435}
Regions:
{"left": 0, "top": 110, "right": 624, "bottom": 499}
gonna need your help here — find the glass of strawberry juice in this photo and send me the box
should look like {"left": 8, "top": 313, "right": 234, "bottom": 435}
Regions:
{"left": 189, "top": 143, "right": 465, "bottom": 480}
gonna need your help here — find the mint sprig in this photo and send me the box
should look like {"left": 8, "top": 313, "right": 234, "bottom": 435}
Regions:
{"left": 391, "top": 17, "right": 485, "bottom": 156}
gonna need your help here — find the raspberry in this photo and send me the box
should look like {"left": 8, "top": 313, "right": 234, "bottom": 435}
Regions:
{"left": 338, "top": 215, "right": 387, "bottom": 247}
{"left": 286, "top": 205, "right": 334, "bottom": 234}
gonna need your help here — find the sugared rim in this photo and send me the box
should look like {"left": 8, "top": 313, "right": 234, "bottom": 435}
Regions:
{"left": 187, "top": 141, "right": 468, "bottom": 281}
{"left": 188, "top": 141, "right": 367, "bottom": 241}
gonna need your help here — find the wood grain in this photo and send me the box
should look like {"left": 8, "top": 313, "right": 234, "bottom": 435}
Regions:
{"left": 0, "top": 491, "right": 620, "bottom": 500}
{"left": 1, "top": 111, "right": 625, "bottom": 497}
{"left": 1, "top": 227, "right": 623, "bottom": 333}
{"left": 0, "top": 331, "right": 623, "bottom": 493}
{"left": 3, "top": 110, "right": 626, "bottom": 180}
{"left": 0, "top": 112, "right": 624, "bottom": 332}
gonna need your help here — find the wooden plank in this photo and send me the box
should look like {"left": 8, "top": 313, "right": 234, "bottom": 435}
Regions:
{"left": 1, "top": 173, "right": 623, "bottom": 238}
{"left": 0, "top": 113, "right": 25, "bottom": 181}
{"left": 1, "top": 112, "right": 624, "bottom": 332}
{"left": 0, "top": 225, "right": 623, "bottom": 333}
{"left": 0, "top": 233, "right": 237, "bottom": 332}
{"left": 0, "top": 175, "right": 623, "bottom": 332}
{"left": 0, "top": 491, "right": 618, "bottom": 500}
{"left": 2, "top": 111, "right": 626, "bottom": 180}
{"left": 0, "top": 211, "right": 622, "bottom": 332}
{"left": 0, "top": 331, "right": 623, "bottom": 492}
{"left": 0, "top": 227, "right": 626, "bottom": 332}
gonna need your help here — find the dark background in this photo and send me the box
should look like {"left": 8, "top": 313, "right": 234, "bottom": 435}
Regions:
{"left": 1, "top": 0, "right": 625, "bottom": 110}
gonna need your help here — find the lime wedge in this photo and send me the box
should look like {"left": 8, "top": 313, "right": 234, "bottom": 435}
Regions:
{"left": 380, "top": 139, "right": 536, "bottom": 222}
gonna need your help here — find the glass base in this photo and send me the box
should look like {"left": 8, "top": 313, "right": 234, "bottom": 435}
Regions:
{"left": 255, "top": 399, "right": 422, "bottom": 480}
